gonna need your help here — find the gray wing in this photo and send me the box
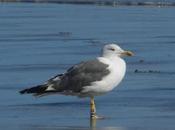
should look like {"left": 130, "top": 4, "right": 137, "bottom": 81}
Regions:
{"left": 49, "top": 59, "right": 110, "bottom": 93}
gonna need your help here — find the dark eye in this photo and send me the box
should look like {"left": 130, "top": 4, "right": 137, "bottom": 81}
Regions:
{"left": 109, "top": 48, "right": 115, "bottom": 51}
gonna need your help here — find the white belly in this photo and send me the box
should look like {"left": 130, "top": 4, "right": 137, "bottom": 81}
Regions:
{"left": 81, "top": 57, "right": 126, "bottom": 96}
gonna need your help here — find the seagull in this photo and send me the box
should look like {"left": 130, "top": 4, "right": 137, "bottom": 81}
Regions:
{"left": 20, "top": 44, "right": 133, "bottom": 119}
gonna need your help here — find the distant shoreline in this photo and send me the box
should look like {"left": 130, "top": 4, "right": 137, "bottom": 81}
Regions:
{"left": 0, "top": 0, "right": 175, "bottom": 7}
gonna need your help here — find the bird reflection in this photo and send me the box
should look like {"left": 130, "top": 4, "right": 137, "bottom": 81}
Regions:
{"left": 90, "top": 117, "right": 97, "bottom": 130}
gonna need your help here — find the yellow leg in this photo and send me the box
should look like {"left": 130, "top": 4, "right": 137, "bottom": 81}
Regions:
{"left": 90, "top": 97, "right": 105, "bottom": 120}
{"left": 90, "top": 96, "right": 97, "bottom": 119}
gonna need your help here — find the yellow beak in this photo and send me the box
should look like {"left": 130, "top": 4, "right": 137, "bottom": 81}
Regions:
{"left": 121, "top": 51, "right": 134, "bottom": 56}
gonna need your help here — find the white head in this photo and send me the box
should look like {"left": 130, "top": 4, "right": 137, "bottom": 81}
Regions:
{"left": 102, "top": 44, "right": 134, "bottom": 58}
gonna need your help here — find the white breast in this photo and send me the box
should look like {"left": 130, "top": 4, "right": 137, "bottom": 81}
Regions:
{"left": 82, "top": 57, "right": 126, "bottom": 96}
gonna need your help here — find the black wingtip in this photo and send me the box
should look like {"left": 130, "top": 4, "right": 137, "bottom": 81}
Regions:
{"left": 19, "top": 85, "right": 47, "bottom": 95}
{"left": 19, "top": 89, "right": 28, "bottom": 94}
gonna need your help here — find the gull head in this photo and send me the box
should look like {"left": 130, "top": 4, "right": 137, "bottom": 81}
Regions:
{"left": 102, "top": 44, "right": 134, "bottom": 58}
